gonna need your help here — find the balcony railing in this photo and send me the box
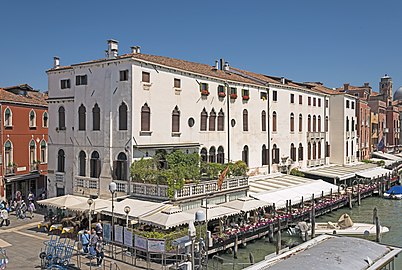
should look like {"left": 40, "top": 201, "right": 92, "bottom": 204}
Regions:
{"left": 131, "top": 176, "right": 248, "bottom": 201}
{"left": 5, "top": 166, "right": 15, "bottom": 175}
{"left": 74, "top": 176, "right": 99, "bottom": 190}
{"left": 307, "top": 158, "right": 325, "bottom": 167}
{"left": 307, "top": 132, "right": 326, "bottom": 140}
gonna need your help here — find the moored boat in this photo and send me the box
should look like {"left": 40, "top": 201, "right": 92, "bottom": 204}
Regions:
{"left": 383, "top": 185, "right": 402, "bottom": 200}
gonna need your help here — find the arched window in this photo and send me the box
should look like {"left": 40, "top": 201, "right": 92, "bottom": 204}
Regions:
{"left": 29, "top": 110, "right": 36, "bottom": 127}
{"left": 318, "top": 116, "right": 321, "bottom": 132}
{"left": 43, "top": 112, "right": 48, "bottom": 128}
{"left": 313, "top": 115, "right": 317, "bottom": 132}
{"left": 200, "top": 148, "right": 208, "bottom": 162}
{"left": 114, "top": 152, "right": 128, "bottom": 180}
{"left": 57, "top": 149, "right": 65, "bottom": 172}
{"left": 92, "top": 104, "right": 100, "bottom": 131}
{"left": 217, "top": 146, "right": 225, "bottom": 164}
{"left": 261, "top": 111, "right": 266, "bottom": 131}
{"left": 79, "top": 151, "right": 86, "bottom": 176}
{"left": 273, "top": 111, "right": 277, "bottom": 132}
{"left": 29, "top": 140, "right": 36, "bottom": 167}
{"left": 307, "top": 142, "right": 311, "bottom": 160}
{"left": 308, "top": 115, "right": 311, "bottom": 132}
{"left": 242, "top": 145, "right": 249, "bottom": 166}
{"left": 299, "top": 114, "right": 302, "bottom": 132}
{"left": 217, "top": 109, "right": 224, "bottom": 131}
{"left": 209, "top": 109, "right": 216, "bottom": 131}
{"left": 90, "top": 151, "right": 101, "bottom": 178}
{"left": 209, "top": 147, "right": 216, "bottom": 163}
{"left": 318, "top": 141, "right": 322, "bottom": 159}
{"left": 298, "top": 143, "right": 303, "bottom": 161}
{"left": 290, "top": 113, "right": 294, "bottom": 132}
{"left": 40, "top": 140, "right": 47, "bottom": 163}
{"left": 290, "top": 143, "right": 296, "bottom": 161}
{"left": 325, "top": 116, "right": 329, "bottom": 132}
{"left": 243, "top": 109, "right": 248, "bottom": 131}
{"left": 4, "top": 108, "right": 12, "bottom": 127}
{"left": 58, "top": 106, "right": 65, "bottom": 130}
{"left": 141, "top": 103, "right": 150, "bottom": 131}
{"left": 313, "top": 142, "right": 317, "bottom": 159}
{"left": 172, "top": 106, "right": 180, "bottom": 133}
{"left": 346, "top": 117, "right": 349, "bottom": 132}
{"left": 78, "top": 105, "right": 86, "bottom": 131}
{"left": 4, "top": 141, "right": 12, "bottom": 173}
{"left": 272, "top": 144, "right": 279, "bottom": 164}
{"left": 119, "top": 102, "right": 128, "bottom": 130}
{"left": 200, "top": 109, "right": 208, "bottom": 131}
{"left": 262, "top": 145, "right": 268, "bottom": 165}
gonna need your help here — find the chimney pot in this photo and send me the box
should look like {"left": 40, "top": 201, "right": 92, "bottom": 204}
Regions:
{"left": 281, "top": 77, "right": 286, "bottom": 84}
{"left": 344, "top": 83, "right": 349, "bottom": 90}
{"left": 107, "top": 39, "right": 119, "bottom": 59}
{"left": 131, "top": 46, "right": 141, "bottom": 54}
{"left": 213, "top": 60, "right": 219, "bottom": 70}
{"left": 223, "top": 62, "right": 229, "bottom": 71}
{"left": 364, "top": 82, "right": 369, "bottom": 87}
{"left": 53, "top": 56, "right": 60, "bottom": 68}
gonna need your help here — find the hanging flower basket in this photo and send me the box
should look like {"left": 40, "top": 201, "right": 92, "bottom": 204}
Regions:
{"left": 242, "top": 95, "right": 250, "bottom": 101}
{"left": 201, "top": 90, "right": 210, "bottom": 96}
{"left": 218, "top": 92, "right": 226, "bottom": 98}
{"left": 230, "top": 93, "right": 238, "bottom": 99}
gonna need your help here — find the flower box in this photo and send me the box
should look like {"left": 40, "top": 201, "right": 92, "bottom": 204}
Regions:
{"left": 242, "top": 95, "right": 250, "bottom": 101}
{"left": 218, "top": 92, "right": 226, "bottom": 98}
{"left": 201, "top": 90, "right": 210, "bottom": 96}
{"left": 230, "top": 93, "right": 238, "bottom": 99}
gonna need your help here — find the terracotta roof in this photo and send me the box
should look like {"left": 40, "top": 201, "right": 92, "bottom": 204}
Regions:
{"left": 0, "top": 88, "right": 47, "bottom": 106}
{"left": 302, "top": 82, "right": 339, "bottom": 95}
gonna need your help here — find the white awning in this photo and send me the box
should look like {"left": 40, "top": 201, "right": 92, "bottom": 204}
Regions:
{"left": 68, "top": 198, "right": 111, "bottom": 213}
{"left": 140, "top": 205, "right": 194, "bottom": 229}
{"left": 37, "top": 194, "right": 89, "bottom": 209}
{"left": 250, "top": 180, "right": 340, "bottom": 209}
{"left": 185, "top": 204, "right": 240, "bottom": 221}
{"left": 372, "top": 151, "right": 402, "bottom": 161}
{"left": 302, "top": 163, "right": 378, "bottom": 181}
{"left": 356, "top": 167, "right": 393, "bottom": 179}
{"left": 220, "top": 197, "right": 269, "bottom": 212}
{"left": 101, "top": 198, "right": 166, "bottom": 220}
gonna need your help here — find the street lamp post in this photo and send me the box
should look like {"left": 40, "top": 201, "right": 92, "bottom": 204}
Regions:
{"left": 124, "top": 205, "right": 131, "bottom": 228}
{"left": 109, "top": 182, "right": 117, "bottom": 258}
{"left": 188, "top": 221, "right": 196, "bottom": 270}
{"left": 195, "top": 210, "right": 206, "bottom": 270}
{"left": 87, "top": 198, "right": 93, "bottom": 231}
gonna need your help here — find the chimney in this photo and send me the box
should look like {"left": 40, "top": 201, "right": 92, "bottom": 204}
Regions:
{"left": 213, "top": 60, "right": 219, "bottom": 70}
{"left": 53, "top": 56, "right": 60, "bottom": 68}
{"left": 107, "top": 39, "right": 119, "bottom": 59}
{"left": 223, "top": 62, "right": 230, "bottom": 71}
{"left": 281, "top": 77, "right": 286, "bottom": 84}
{"left": 219, "top": 59, "right": 225, "bottom": 70}
{"left": 131, "top": 46, "right": 141, "bottom": 54}
{"left": 344, "top": 83, "right": 349, "bottom": 90}
{"left": 364, "top": 82, "right": 369, "bottom": 87}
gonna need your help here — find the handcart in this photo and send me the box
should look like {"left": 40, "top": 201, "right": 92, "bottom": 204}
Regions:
{"left": 39, "top": 236, "right": 76, "bottom": 269}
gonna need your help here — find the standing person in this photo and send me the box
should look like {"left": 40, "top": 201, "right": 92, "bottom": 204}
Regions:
{"left": 28, "top": 201, "right": 36, "bottom": 218}
{"left": 96, "top": 237, "right": 104, "bottom": 267}
{"left": 89, "top": 229, "right": 99, "bottom": 256}
{"left": 0, "top": 209, "right": 9, "bottom": 227}
{"left": 95, "top": 220, "right": 103, "bottom": 235}
{"left": 81, "top": 230, "right": 90, "bottom": 254}
{"left": 28, "top": 191, "right": 35, "bottom": 203}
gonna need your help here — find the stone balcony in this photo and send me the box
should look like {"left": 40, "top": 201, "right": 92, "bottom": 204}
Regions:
{"left": 307, "top": 132, "right": 326, "bottom": 141}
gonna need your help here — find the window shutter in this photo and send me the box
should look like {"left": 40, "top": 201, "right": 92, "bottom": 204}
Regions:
{"left": 112, "top": 161, "right": 117, "bottom": 180}
{"left": 96, "top": 159, "right": 102, "bottom": 178}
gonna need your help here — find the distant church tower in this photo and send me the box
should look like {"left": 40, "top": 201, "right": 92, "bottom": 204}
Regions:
{"left": 379, "top": 74, "right": 393, "bottom": 105}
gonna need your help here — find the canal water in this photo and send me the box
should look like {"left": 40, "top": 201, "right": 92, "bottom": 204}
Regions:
{"left": 211, "top": 197, "right": 402, "bottom": 269}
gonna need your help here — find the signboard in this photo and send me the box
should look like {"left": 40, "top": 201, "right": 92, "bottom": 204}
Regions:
{"left": 148, "top": 239, "right": 165, "bottom": 253}
{"left": 123, "top": 227, "right": 133, "bottom": 247}
{"left": 55, "top": 172, "right": 64, "bottom": 182}
{"left": 17, "top": 167, "right": 26, "bottom": 172}
{"left": 134, "top": 235, "right": 148, "bottom": 251}
{"left": 103, "top": 223, "right": 111, "bottom": 242}
{"left": 114, "top": 225, "right": 123, "bottom": 243}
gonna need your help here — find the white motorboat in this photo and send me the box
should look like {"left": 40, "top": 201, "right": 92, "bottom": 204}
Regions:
{"left": 297, "top": 214, "right": 389, "bottom": 240}
{"left": 383, "top": 186, "right": 402, "bottom": 200}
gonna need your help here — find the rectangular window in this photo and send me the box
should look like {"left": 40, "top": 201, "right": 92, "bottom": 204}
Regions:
{"left": 260, "top": 92, "right": 267, "bottom": 100}
{"left": 290, "top": 94, "right": 294, "bottom": 103}
{"left": 313, "top": 97, "right": 316, "bottom": 106}
{"left": 142, "top": 72, "right": 150, "bottom": 83}
{"left": 351, "top": 101, "right": 355, "bottom": 109}
{"left": 60, "top": 79, "right": 70, "bottom": 89}
{"left": 174, "top": 78, "right": 181, "bottom": 88}
{"left": 75, "top": 75, "right": 87, "bottom": 86}
{"left": 346, "top": 100, "right": 350, "bottom": 108}
{"left": 326, "top": 100, "right": 329, "bottom": 108}
{"left": 200, "top": 83, "right": 208, "bottom": 91}
{"left": 273, "top": 91, "right": 278, "bottom": 101}
{"left": 299, "top": 95, "right": 302, "bottom": 104}
{"left": 120, "top": 70, "right": 129, "bottom": 81}
{"left": 230, "top": 87, "right": 237, "bottom": 95}
{"left": 308, "top": 97, "right": 311, "bottom": 106}
{"left": 318, "top": 98, "right": 321, "bottom": 107}
{"left": 242, "top": 89, "right": 249, "bottom": 97}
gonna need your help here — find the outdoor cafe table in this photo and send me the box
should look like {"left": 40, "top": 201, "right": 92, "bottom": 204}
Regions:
{"left": 62, "top": 227, "right": 74, "bottom": 234}
{"left": 49, "top": 224, "right": 63, "bottom": 232}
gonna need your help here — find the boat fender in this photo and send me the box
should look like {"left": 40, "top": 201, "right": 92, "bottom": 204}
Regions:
{"left": 364, "top": 230, "right": 370, "bottom": 236}
{"left": 332, "top": 230, "right": 336, "bottom": 235}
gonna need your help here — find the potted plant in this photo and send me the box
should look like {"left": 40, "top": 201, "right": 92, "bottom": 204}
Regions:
{"left": 242, "top": 95, "right": 250, "bottom": 101}
{"left": 201, "top": 90, "right": 210, "bottom": 96}
{"left": 230, "top": 93, "right": 238, "bottom": 99}
{"left": 218, "top": 92, "right": 226, "bottom": 98}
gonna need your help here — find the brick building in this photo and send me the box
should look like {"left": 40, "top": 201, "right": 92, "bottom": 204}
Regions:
{"left": 0, "top": 84, "right": 48, "bottom": 201}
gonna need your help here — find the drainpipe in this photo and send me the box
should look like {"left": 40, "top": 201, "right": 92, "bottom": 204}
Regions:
{"left": 225, "top": 83, "right": 231, "bottom": 162}
{"left": 267, "top": 87, "right": 271, "bottom": 174}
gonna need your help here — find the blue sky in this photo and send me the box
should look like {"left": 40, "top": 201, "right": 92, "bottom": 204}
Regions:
{"left": 1, "top": 0, "right": 401, "bottom": 93}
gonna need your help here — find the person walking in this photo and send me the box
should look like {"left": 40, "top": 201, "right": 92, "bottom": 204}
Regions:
{"left": 89, "top": 229, "right": 99, "bottom": 257}
{"left": 81, "top": 230, "right": 90, "bottom": 254}
{"left": 28, "top": 201, "right": 36, "bottom": 218}
{"left": 95, "top": 237, "right": 104, "bottom": 267}
{"left": 0, "top": 209, "right": 9, "bottom": 227}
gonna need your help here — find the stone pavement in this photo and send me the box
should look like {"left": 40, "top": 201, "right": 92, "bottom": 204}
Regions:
{"left": 0, "top": 211, "right": 167, "bottom": 269}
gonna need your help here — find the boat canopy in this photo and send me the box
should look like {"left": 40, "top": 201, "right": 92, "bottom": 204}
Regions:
{"left": 386, "top": 185, "right": 402, "bottom": 195}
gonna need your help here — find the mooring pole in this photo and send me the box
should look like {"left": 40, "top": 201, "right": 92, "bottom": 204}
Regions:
{"left": 276, "top": 219, "right": 281, "bottom": 254}
{"left": 311, "top": 194, "right": 315, "bottom": 239}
